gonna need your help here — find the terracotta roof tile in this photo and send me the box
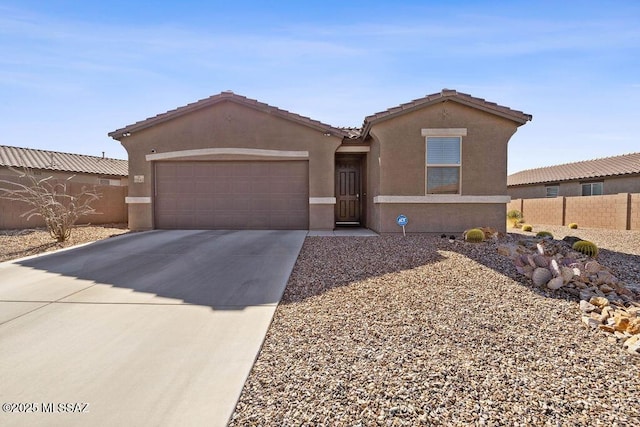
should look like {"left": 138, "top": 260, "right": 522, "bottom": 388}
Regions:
{"left": 508, "top": 152, "right": 640, "bottom": 186}
{"left": 0, "top": 145, "right": 128, "bottom": 177}
{"left": 109, "top": 91, "right": 350, "bottom": 139}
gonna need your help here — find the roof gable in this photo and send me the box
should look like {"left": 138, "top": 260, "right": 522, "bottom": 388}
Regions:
{"left": 508, "top": 152, "right": 640, "bottom": 186}
{"left": 0, "top": 145, "right": 128, "bottom": 177}
{"left": 109, "top": 91, "right": 350, "bottom": 140}
{"left": 361, "top": 89, "right": 532, "bottom": 138}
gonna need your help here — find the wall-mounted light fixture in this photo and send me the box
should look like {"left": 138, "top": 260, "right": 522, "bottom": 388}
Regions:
{"left": 122, "top": 132, "right": 131, "bottom": 137}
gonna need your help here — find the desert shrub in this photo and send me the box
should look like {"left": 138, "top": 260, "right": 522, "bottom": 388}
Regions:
{"left": 568, "top": 223, "right": 578, "bottom": 229}
{"left": 0, "top": 167, "right": 101, "bottom": 242}
{"left": 522, "top": 224, "right": 533, "bottom": 232}
{"left": 573, "top": 240, "right": 598, "bottom": 257}
{"left": 507, "top": 210, "right": 523, "bottom": 228}
{"left": 536, "top": 231, "right": 553, "bottom": 239}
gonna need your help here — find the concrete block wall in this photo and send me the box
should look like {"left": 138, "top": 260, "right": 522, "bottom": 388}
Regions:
{"left": 564, "top": 193, "right": 628, "bottom": 230}
{"left": 0, "top": 177, "right": 128, "bottom": 229}
{"left": 630, "top": 194, "right": 640, "bottom": 230}
{"left": 522, "top": 197, "right": 564, "bottom": 226}
{"left": 509, "top": 193, "right": 638, "bottom": 231}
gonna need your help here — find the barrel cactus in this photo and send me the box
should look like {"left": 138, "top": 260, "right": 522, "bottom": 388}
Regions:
{"left": 536, "top": 231, "right": 553, "bottom": 239}
{"left": 573, "top": 240, "right": 599, "bottom": 257}
{"left": 568, "top": 223, "right": 578, "bottom": 229}
{"left": 522, "top": 224, "right": 533, "bottom": 232}
{"left": 464, "top": 228, "right": 485, "bottom": 243}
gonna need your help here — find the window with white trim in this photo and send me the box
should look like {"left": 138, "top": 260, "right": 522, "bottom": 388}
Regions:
{"left": 545, "top": 185, "right": 559, "bottom": 198}
{"left": 581, "top": 182, "right": 603, "bottom": 196}
{"left": 426, "top": 136, "right": 461, "bottom": 194}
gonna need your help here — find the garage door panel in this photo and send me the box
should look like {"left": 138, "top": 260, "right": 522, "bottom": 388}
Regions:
{"left": 155, "top": 161, "right": 308, "bottom": 229}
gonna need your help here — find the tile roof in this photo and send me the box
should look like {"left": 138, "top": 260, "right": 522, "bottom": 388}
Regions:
{"left": 361, "top": 89, "right": 532, "bottom": 138}
{"left": 508, "top": 152, "right": 640, "bottom": 186}
{"left": 109, "top": 91, "right": 350, "bottom": 140}
{"left": 339, "top": 127, "right": 362, "bottom": 139}
{"left": 0, "top": 145, "right": 128, "bottom": 177}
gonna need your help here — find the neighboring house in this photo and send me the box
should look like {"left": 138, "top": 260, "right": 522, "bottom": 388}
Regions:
{"left": 109, "top": 89, "right": 531, "bottom": 233}
{"left": 0, "top": 145, "right": 128, "bottom": 184}
{"left": 508, "top": 152, "right": 640, "bottom": 199}
{"left": 0, "top": 145, "right": 129, "bottom": 229}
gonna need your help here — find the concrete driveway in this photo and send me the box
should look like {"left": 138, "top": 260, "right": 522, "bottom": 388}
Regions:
{"left": 0, "top": 230, "right": 306, "bottom": 426}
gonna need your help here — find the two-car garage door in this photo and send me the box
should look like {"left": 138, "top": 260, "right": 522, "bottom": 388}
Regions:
{"left": 154, "top": 161, "right": 309, "bottom": 229}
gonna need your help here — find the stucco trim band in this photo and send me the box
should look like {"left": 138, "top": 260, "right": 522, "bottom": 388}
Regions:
{"left": 145, "top": 148, "right": 310, "bottom": 161}
{"left": 421, "top": 128, "right": 468, "bottom": 137}
{"left": 309, "top": 197, "right": 337, "bottom": 204}
{"left": 374, "top": 195, "right": 510, "bottom": 204}
{"left": 336, "top": 146, "right": 371, "bottom": 153}
{"left": 125, "top": 196, "right": 152, "bottom": 204}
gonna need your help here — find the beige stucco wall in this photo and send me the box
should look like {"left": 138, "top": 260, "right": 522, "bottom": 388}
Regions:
{"left": 376, "top": 203, "right": 506, "bottom": 234}
{"left": 119, "top": 100, "right": 341, "bottom": 230}
{"left": 366, "top": 101, "right": 521, "bottom": 233}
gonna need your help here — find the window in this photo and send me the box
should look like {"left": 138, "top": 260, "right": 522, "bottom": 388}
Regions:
{"left": 426, "top": 136, "right": 461, "bottom": 194}
{"left": 581, "top": 182, "right": 603, "bottom": 196}
{"left": 545, "top": 185, "right": 559, "bottom": 198}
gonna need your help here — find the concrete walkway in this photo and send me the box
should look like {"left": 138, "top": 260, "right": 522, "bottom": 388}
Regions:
{"left": 307, "top": 228, "right": 379, "bottom": 237}
{"left": 0, "top": 230, "right": 306, "bottom": 427}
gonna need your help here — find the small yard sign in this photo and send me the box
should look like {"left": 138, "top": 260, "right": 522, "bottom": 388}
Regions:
{"left": 396, "top": 214, "right": 408, "bottom": 236}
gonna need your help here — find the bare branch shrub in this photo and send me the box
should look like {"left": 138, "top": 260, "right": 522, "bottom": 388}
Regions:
{"left": 0, "top": 167, "right": 102, "bottom": 242}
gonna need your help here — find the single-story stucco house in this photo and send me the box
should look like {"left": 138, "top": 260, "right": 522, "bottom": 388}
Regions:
{"left": 508, "top": 152, "right": 640, "bottom": 199}
{"left": 109, "top": 89, "right": 531, "bottom": 233}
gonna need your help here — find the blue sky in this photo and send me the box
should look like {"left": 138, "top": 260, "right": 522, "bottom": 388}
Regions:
{"left": 1, "top": 0, "right": 638, "bottom": 174}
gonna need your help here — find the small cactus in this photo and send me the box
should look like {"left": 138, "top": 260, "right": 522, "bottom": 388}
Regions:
{"left": 568, "top": 223, "right": 578, "bottom": 229}
{"left": 522, "top": 224, "right": 533, "bottom": 232}
{"left": 573, "top": 240, "right": 598, "bottom": 257}
{"left": 464, "top": 228, "right": 485, "bottom": 243}
{"left": 536, "top": 231, "right": 553, "bottom": 239}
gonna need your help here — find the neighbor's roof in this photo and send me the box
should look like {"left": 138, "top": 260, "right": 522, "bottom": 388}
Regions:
{"left": 109, "top": 91, "right": 350, "bottom": 140}
{"left": 361, "top": 89, "right": 532, "bottom": 138}
{"left": 0, "top": 145, "right": 128, "bottom": 177}
{"left": 508, "top": 152, "right": 640, "bottom": 186}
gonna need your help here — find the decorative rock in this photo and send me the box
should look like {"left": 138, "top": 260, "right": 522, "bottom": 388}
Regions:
{"left": 560, "top": 267, "right": 574, "bottom": 283}
{"left": 599, "top": 324, "right": 616, "bottom": 333}
{"left": 585, "top": 261, "right": 601, "bottom": 274}
{"left": 581, "top": 316, "right": 600, "bottom": 329}
{"left": 599, "top": 284, "right": 614, "bottom": 293}
{"left": 533, "top": 254, "right": 548, "bottom": 268}
{"left": 579, "top": 300, "right": 597, "bottom": 313}
{"left": 589, "top": 297, "right": 610, "bottom": 309}
{"left": 613, "top": 314, "right": 630, "bottom": 332}
{"left": 622, "top": 335, "right": 640, "bottom": 355}
{"left": 532, "top": 267, "right": 552, "bottom": 287}
{"left": 580, "top": 290, "right": 595, "bottom": 301}
{"left": 628, "top": 319, "right": 640, "bottom": 335}
{"left": 547, "top": 277, "right": 564, "bottom": 290}
{"left": 497, "top": 245, "right": 513, "bottom": 257}
{"left": 501, "top": 232, "right": 640, "bottom": 358}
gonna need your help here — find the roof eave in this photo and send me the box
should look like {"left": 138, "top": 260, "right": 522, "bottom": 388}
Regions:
{"left": 108, "top": 93, "right": 349, "bottom": 140}
{"left": 361, "top": 95, "right": 532, "bottom": 139}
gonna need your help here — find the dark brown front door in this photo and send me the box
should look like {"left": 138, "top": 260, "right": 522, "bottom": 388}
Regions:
{"left": 335, "top": 159, "right": 361, "bottom": 225}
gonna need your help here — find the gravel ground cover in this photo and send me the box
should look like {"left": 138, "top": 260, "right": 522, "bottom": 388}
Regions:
{"left": 230, "top": 226, "right": 640, "bottom": 426}
{"left": 0, "top": 224, "right": 129, "bottom": 262}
